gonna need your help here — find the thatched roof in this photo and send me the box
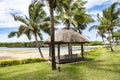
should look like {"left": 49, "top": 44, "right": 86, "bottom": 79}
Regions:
{"left": 45, "top": 27, "right": 89, "bottom": 44}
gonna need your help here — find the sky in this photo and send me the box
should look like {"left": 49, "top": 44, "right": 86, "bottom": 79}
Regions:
{"left": 0, "top": 0, "right": 119, "bottom": 42}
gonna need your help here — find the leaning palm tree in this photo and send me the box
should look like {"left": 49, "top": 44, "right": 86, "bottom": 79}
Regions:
{"left": 113, "top": 29, "right": 120, "bottom": 45}
{"left": 8, "top": 1, "right": 50, "bottom": 58}
{"left": 102, "top": 2, "right": 120, "bottom": 52}
{"left": 89, "top": 24, "right": 106, "bottom": 47}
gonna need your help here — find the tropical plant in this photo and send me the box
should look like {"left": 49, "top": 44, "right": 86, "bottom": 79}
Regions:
{"left": 56, "top": 0, "right": 94, "bottom": 34}
{"left": 89, "top": 24, "right": 106, "bottom": 45}
{"left": 36, "top": 0, "right": 57, "bottom": 70}
{"left": 90, "top": 2, "right": 120, "bottom": 52}
{"left": 8, "top": 1, "right": 50, "bottom": 58}
{"left": 102, "top": 2, "right": 120, "bottom": 51}
{"left": 54, "top": 0, "right": 93, "bottom": 59}
{"left": 113, "top": 29, "right": 120, "bottom": 45}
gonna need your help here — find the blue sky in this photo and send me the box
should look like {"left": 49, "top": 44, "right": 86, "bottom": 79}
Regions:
{"left": 0, "top": 0, "right": 119, "bottom": 42}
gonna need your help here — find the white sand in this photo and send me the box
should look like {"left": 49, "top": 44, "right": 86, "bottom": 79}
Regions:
{"left": 0, "top": 50, "right": 81, "bottom": 61}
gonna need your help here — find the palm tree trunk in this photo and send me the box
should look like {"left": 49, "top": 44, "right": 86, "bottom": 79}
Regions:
{"left": 111, "top": 29, "right": 117, "bottom": 52}
{"left": 108, "top": 30, "right": 114, "bottom": 52}
{"left": 34, "top": 33, "right": 44, "bottom": 58}
{"left": 48, "top": 0, "right": 56, "bottom": 70}
{"left": 101, "top": 36, "right": 106, "bottom": 48}
{"left": 66, "top": 19, "right": 70, "bottom": 29}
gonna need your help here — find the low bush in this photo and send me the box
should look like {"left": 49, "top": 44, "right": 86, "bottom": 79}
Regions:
{"left": 85, "top": 49, "right": 97, "bottom": 55}
{"left": 0, "top": 58, "right": 47, "bottom": 67}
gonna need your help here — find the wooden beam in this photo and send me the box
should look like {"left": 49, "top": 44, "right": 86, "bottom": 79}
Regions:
{"left": 49, "top": 44, "right": 51, "bottom": 60}
{"left": 68, "top": 43, "right": 72, "bottom": 56}
{"left": 58, "top": 44, "right": 60, "bottom": 63}
{"left": 68, "top": 43, "right": 70, "bottom": 55}
{"left": 81, "top": 44, "right": 84, "bottom": 58}
{"left": 71, "top": 44, "right": 72, "bottom": 55}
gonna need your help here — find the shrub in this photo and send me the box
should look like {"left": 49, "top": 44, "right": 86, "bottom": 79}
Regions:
{"left": 85, "top": 49, "right": 97, "bottom": 55}
{"left": 21, "top": 58, "right": 46, "bottom": 64}
{"left": 0, "top": 58, "right": 47, "bottom": 67}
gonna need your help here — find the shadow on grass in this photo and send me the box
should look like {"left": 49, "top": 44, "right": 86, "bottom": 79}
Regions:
{"left": 1, "top": 48, "right": 120, "bottom": 80}
{"left": 67, "top": 59, "right": 120, "bottom": 74}
{"left": 85, "top": 57, "right": 94, "bottom": 61}
{"left": 0, "top": 61, "right": 120, "bottom": 80}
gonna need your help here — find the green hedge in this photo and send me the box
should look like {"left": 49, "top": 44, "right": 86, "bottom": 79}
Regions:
{"left": 0, "top": 58, "right": 47, "bottom": 67}
{"left": 85, "top": 49, "right": 97, "bottom": 55}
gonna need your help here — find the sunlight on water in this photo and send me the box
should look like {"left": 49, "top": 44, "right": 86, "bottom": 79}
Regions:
{"left": 0, "top": 46, "right": 100, "bottom": 51}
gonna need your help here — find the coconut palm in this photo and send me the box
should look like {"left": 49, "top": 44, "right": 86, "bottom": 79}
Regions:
{"left": 74, "top": 13, "right": 94, "bottom": 34}
{"left": 8, "top": 1, "right": 50, "bottom": 58}
{"left": 113, "top": 29, "right": 120, "bottom": 45}
{"left": 56, "top": 0, "right": 93, "bottom": 34}
{"left": 89, "top": 25, "right": 106, "bottom": 44}
{"left": 37, "top": 0, "right": 57, "bottom": 70}
{"left": 55, "top": 0, "right": 93, "bottom": 58}
{"left": 102, "top": 2, "right": 120, "bottom": 51}
{"left": 47, "top": 0, "right": 57, "bottom": 70}
{"left": 89, "top": 2, "right": 120, "bottom": 52}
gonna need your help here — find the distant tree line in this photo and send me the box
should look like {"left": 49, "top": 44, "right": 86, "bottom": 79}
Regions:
{"left": 87, "top": 41, "right": 102, "bottom": 46}
{"left": 0, "top": 41, "right": 45, "bottom": 47}
{"left": 0, "top": 41, "right": 102, "bottom": 47}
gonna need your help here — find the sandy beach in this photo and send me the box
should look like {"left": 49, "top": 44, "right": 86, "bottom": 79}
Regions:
{"left": 0, "top": 49, "right": 82, "bottom": 61}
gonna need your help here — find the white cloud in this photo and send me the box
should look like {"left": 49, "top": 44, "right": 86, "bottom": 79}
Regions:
{"left": 0, "top": 0, "right": 31, "bottom": 28}
{"left": 0, "top": 34, "right": 32, "bottom": 42}
{"left": 87, "top": 10, "right": 103, "bottom": 21}
{"left": 0, "top": 0, "right": 119, "bottom": 42}
{"left": 0, "top": 32, "right": 49, "bottom": 42}
{"left": 85, "top": 0, "right": 117, "bottom": 9}
{"left": 88, "top": 10, "right": 102, "bottom": 16}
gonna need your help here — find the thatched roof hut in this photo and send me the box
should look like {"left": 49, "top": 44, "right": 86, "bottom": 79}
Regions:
{"left": 45, "top": 27, "right": 89, "bottom": 64}
{"left": 45, "top": 27, "right": 89, "bottom": 44}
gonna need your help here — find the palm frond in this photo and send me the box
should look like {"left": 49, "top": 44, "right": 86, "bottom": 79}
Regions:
{"left": 69, "top": 18, "right": 78, "bottom": 27}
{"left": 89, "top": 25, "right": 99, "bottom": 31}
{"left": 37, "top": 31, "right": 43, "bottom": 40}
{"left": 17, "top": 25, "right": 27, "bottom": 37}
{"left": 40, "top": 26, "right": 50, "bottom": 35}
{"left": 35, "top": 10, "right": 46, "bottom": 23}
{"left": 13, "top": 15, "right": 29, "bottom": 26}
{"left": 112, "top": 10, "right": 120, "bottom": 20}
{"left": 24, "top": 29, "right": 31, "bottom": 40}
{"left": 33, "top": 1, "right": 45, "bottom": 21}
{"left": 38, "top": 21, "right": 50, "bottom": 28}
{"left": 8, "top": 32, "right": 17, "bottom": 38}
{"left": 29, "top": 4, "right": 34, "bottom": 20}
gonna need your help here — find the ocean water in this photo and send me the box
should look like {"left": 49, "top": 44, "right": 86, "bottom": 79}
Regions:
{"left": 0, "top": 46, "right": 100, "bottom": 51}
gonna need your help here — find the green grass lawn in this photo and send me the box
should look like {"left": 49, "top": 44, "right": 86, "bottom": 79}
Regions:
{"left": 0, "top": 47, "right": 120, "bottom": 80}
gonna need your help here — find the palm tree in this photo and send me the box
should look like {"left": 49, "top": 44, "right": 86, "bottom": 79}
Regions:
{"left": 113, "top": 29, "right": 120, "bottom": 45}
{"left": 37, "top": 0, "right": 57, "bottom": 70}
{"left": 46, "top": 0, "right": 57, "bottom": 70}
{"left": 74, "top": 13, "right": 94, "bottom": 34}
{"left": 102, "top": 2, "right": 120, "bottom": 51}
{"left": 89, "top": 2, "right": 120, "bottom": 52}
{"left": 89, "top": 24, "right": 106, "bottom": 47}
{"left": 55, "top": 0, "right": 93, "bottom": 58}
{"left": 56, "top": 0, "right": 93, "bottom": 34}
{"left": 8, "top": 1, "right": 50, "bottom": 58}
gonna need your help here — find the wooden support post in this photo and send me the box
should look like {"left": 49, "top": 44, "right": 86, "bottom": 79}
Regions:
{"left": 49, "top": 44, "right": 52, "bottom": 60}
{"left": 81, "top": 44, "right": 84, "bottom": 59}
{"left": 58, "top": 44, "right": 60, "bottom": 63}
{"left": 71, "top": 44, "right": 72, "bottom": 55}
{"left": 68, "top": 43, "right": 72, "bottom": 56}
